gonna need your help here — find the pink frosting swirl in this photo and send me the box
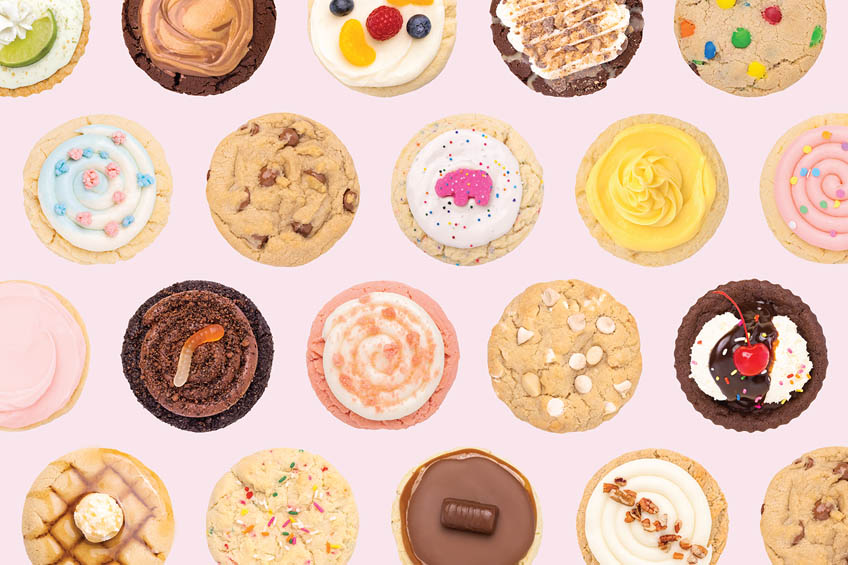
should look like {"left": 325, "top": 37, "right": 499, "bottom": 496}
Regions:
{"left": 775, "top": 126, "right": 848, "bottom": 250}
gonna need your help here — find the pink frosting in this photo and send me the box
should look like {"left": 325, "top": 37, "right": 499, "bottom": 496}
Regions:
{"left": 775, "top": 126, "right": 848, "bottom": 250}
{"left": 306, "top": 282, "right": 459, "bottom": 430}
{"left": 435, "top": 168, "right": 493, "bottom": 206}
{"left": 0, "top": 282, "right": 86, "bottom": 429}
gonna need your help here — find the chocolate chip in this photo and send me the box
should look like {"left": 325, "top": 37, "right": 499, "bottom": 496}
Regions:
{"left": 250, "top": 123, "right": 260, "bottom": 135}
{"left": 761, "top": 504, "right": 765, "bottom": 515}
{"left": 304, "top": 170, "right": 327, "bottom": 184}
{"left": 251, "top": 234, "right": 269, "bottom": 249}
{"left": 813, "top": 499, "right": 834, "bottom": 520}
{"left": 238, "top": 190, "right": 251, "bottom": 211}
{"left": 258, "top": 166, "right": 278, "bottom": 187}
{"left": 292, "top": 222, "right": 313, "bottom": 237}
{"left": 804, "top": 457, "right": 815, "bottom": 470}
{"left": 834, "top": 462, "right": 848, "bottom": 480}
{"left": 206, "top": 169, "right": 211, "bottom": 181}
{"left": 791, "top": 521, "right": 805, "bottom": 546}
{"left": 343, "top": 189, "right": 358, "bottom": 212}
{"left": 279, "top": 128, "right": 299, "bottom": 147}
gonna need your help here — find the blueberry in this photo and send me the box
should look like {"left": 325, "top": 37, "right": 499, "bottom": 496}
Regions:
{"left": 407, "top": 14, "right": 431, "bottom": 38}
{"left": 329, "top": 0, "right": 353, "bottom": 16}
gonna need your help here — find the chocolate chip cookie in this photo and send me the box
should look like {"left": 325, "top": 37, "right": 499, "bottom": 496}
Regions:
{"left": 206, "top": 113, "right": 360, "bottom": 267}
{"left": 761, "top": 447, "right": 848, "bottom": 563}
{"left": 488, "top": 280, "right": 642, "bottom": 433}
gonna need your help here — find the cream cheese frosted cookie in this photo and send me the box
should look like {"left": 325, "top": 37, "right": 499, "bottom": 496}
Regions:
{"left": 207, "top": 113, "right": 360, "bottom": 267}
{"left": 308, "top": 0, "right": 456, "bottom": 97}
{"left": 761, "top": 114, "right": 848, "bottom": 263}
{"left": 0, "top": 0, "right": 89, "bottom": 97}
{"left": 761, "top": 447, "right": 848, "bottom": 564}
{"left": 207, "top": 448, "right": 358, "bottom": 564}
{"left": 0, "top": 280, "right": 88, "bottom": 431}
{"left": 576, "top": 114, "right": 728, "bottom": 267}
{"left": 488, "top": 280, "right": 641, "bottom": 433}
{"left": 392, "top": 114, "right": 543, "bottom": 266}
{"left": 674, "top": 0, "right": 825, "bottom": 97}
{"left": 23, "top": 115, "right": 172, "bottom": 264}
{"left": 307, "top": 281, "right": 459, "bottom": 429}
{"left": 577, "top": 449, "right": 729, "bottom": 565}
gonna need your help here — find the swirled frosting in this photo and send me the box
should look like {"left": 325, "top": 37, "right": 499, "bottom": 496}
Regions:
{"left": 38, "top": 124, "right": 157, "bottom": 252}
{"left": 322, "top": 291, "right": 444, "bottom": 421}
{"left": 0, "top": 281, "right": 86, "bottom": 429}
{"left": 139, "top": 0, "right": 253, "bottom": 77}
{"left": 586, "top": 124, "right": 717, "bottom": 252}
{"left": 586, "top": 459, "right": 714, "bottom": 565}
{"left": 775, "top": 126, "right": 848, "bottom": 250}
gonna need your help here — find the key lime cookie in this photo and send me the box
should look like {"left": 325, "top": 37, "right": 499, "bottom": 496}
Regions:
{"left": 577, "top": 449, "right": 729, "bottom": 565}
{"left": 23, "top": 115, "right": 172, "bottom": 264}
{"left": 761, "top": 114, "right": 848, "bottom": 263}
{"left": 308, "top": 0, "right": 456, "bottom": 97}
{"left": 207, "top": 448, "right": 359, "bottom": 564}
{"left": 207, "top": 113, "right": 360, "bottom": 267}
{"left": 22, "top": 447, "right": 175, "bottom": 564}
{"left": 392, "top": 114, "right": 543, "bottom": 266}
{"left": 576, "top": 114, "right": 728, "bottom": 267}
{"left": 761, "top": 447, "right": 848, "bottom": 564}
{"left": 488, "top": 280, "right": 641, "bottom": 433}
{"left": 0, "top": 0, "right": 89, "bottom": 97}
{"left": 674, "top": 0, "right": 826, "bottom": 97}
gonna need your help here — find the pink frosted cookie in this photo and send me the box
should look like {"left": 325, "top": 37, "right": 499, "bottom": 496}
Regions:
{"left": 306, "top": 281, "right": 459, "bottom": 430}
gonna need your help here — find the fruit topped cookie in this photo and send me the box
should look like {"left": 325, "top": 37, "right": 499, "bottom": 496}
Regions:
{"left": 0, "top": 0, "right": 89, "bottom": 97}
{"left": 308, "top": 0, "right": 457, "bottom": 96}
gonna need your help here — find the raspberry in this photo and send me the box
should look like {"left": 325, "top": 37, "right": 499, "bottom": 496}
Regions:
{"left": 366, "top": 6, "right": 403, "bottom": 41}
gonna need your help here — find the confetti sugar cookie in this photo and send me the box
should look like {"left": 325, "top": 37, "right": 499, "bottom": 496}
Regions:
{"left": 674, "top": 0, "right": 825, "bottom": 97}
{"left": 391, "top": 114, "right": 543, "bottom": 265}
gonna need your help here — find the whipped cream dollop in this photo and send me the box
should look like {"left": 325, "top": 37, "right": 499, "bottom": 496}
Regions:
{"left": 74, "top": 493, "right": 124, "bottom": 543}
{"left": 0, "top": 0, "right": 35, "bottom": 45}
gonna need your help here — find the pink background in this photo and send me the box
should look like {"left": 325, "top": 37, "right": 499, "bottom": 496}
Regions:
{"left": 1, "top": 1, "right": 846, "bottom": 563}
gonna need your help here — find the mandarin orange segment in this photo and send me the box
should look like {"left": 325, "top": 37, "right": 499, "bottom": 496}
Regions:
{"left": 339, "top": 19, "right": 376, "bottom": 67}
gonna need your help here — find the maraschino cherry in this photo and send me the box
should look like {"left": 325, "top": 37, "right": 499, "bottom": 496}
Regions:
{"left": 713, "top": 291, "right": 770, "bottom": 377}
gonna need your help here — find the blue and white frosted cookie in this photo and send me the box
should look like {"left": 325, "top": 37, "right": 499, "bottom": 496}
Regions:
{"left": 23, "top": 115, "right": 172, "bottom": 264}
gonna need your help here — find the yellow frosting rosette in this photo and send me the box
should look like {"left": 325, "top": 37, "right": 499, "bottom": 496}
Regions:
{"left": 585, "top": 124, "right": 716, "bottom": 252}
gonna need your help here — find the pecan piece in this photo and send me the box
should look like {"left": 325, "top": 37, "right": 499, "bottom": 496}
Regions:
{"left": 679, "top": 539, "right": 692, "bottom": 550}
{"left": 673, "top": 553, "right": 684, "bottom": 560}
{"left": 614, "top": 477, "right": 627, "bottom": 487}
{"left": 659, "top": 535, "right": 681, "bottom": 545}
{"left": 603, "top": 483, "right": 619, "bottom": 494}
{"left": 674, "top": 520, "right": 682, "bottom": 533}
{"left": 638, "top": 497, "right": 659, "bottom": 515}
{"left": 691, "top": 545, "right": 708, "bottom": 559}
{"left": 609, "top": 488, "right": 637, "bottom": 506}
{"left": 640, "top": 518, "right": 656, "bottom": 532}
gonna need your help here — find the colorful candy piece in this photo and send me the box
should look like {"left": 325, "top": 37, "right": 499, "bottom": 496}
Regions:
{"left": 104, "top": 221, "right": 120, "bottom": 238}
{"left": 679, "top": 19, "right": 696, "bottom": 38}
{"left": 762, "top": 6, "right": 782, "bottom": 25}
{"left": 82, "top": 169, "right": 99, "bottom": 189}
{"left": 747, "top": 61, "right": 766, "bottom": 79}
{"left": 173, "top": 324, "right": 226, "bottom": 387}
{"left": 435, "top": 169, "right": 493, "bottom": 207}
{"left": 704, "top": 41, "right": 716, "bottom": 60}
{"left": 339, "top": 20, "right": 376, "bottom": 66}
{"left": 731, "top": 27, "right": 751, "bottom": 49}
{"left": 810, "top": 25, "right": 823, "bottom": 48}
{"left": 716, "top": 0, "right": 735, "bottom": 8}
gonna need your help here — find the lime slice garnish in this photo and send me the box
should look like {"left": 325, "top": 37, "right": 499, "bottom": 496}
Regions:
{"left": 0, "top": 10, "right": 57, "bottom": 68}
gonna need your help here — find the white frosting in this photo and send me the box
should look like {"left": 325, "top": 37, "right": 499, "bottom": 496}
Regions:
{"left": 586, "top": 459, "right": 714, "bottom": 565}
{"left": 406, "top": 128, "right": 523, "bottom": 249}
{"left": 74, "top": 493, "right": 124, "bottom": 543}
{"left": 310, "top": 0, "right": 445, "bottom": 88}
{"left": 322, "top": 292, "right": 444, "bottom": 421}
{"left": 688, "top": 313, "right": 813, "bottom": 404}
{"left": 0, "top": 0, "right": 83, "bottom": 89}
{"left": 0, "top": 0, "right": 35, "bottom": 45}
{"left": 496, "top": 0, "right": 630, "bottom": 80}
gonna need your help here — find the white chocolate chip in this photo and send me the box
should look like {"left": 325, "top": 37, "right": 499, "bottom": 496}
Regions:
{"left": 541, "top": 288, "right": 560, "bottom": 307}
{"left": 567, "top": 313, "right": 586, "bottom": 333}
{"left": 586, "top": 345, "right": 604, "bottom": 366}
{"left": 574, "top": 374, "right": 593, "bottom": 394}
{"left": 596, "top": 316, "right": 616, "bottom": 334}
{"left": 568, "top": 353, "right": 587, "bottom": 370}
{"left": 521, "top": 373, "right": 541, "bottom": 397}
{"left": 613, "top": 380, "right": 632, "bottom": 398}
{"left": 517, "top": 327, "right": 534, "bottom": 345}
{"left": 544, "top": 348, "right": 556, "bottom": 364}
{"left": 546, "top": 397, "right": 565, "bottom": 417}
{"left": 604, "top": 401, "right": 617, "bottom": 415}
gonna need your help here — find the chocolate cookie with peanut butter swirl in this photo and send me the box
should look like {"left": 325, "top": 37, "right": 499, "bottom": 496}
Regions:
{"left": 206, "top": 113, "right": 360, "bottom": 267}
{"left": 121, "top": 280, "right": 273, "bottom": 432}
{"left": 121, "top": 0, "right": 276, "bottom": 95}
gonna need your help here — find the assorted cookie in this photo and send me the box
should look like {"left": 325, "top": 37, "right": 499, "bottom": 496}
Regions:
{"left": 674, "top": 0, "right": 826, "bottom": 97}
{"left": 488, "top": 280, "right": 642, "bottom": 433}
{"left": 23, "top": 115, "right": 173, "bottom": 264}
{"left": 121, "top": 0, "right": 276, "bottom": 96}
{"left": 22, "top": 447, "right": 175, "bottom": 564}
{"left": 0, "top": 0, "right": 89, "bottom": 97}
{"left": 308, "top": 0, "right": 457, "bottom": 97}
{"left": 576, "top": 114, "right": 728, "bottom": 266}
{"left": 306, "top": 281, "right": 459, "bottom": 430}
{"left": 761, "top": 447, "right": 848, "bottom": 564}
{"left": 490, "top": 0, "right": 644, "bottom": 97}
{"left": 206, "top": 113, "right": 360, "bottom": 267}
{"left": 760, "top": 114, "right": 848, "bottom": 263}
{"left": 392, "top": 448, "right": 542, "bottom": 565}
{"left": 0, "top": 280, "right": 88, "bottom": 430}
{"left": 392, "top": 114, "right": 544, "bottom": 265}
{"left": 121, "top": 280, "right": 274, "bottom": 432}
{"left": 206, "top": 448, "right": 359, "bottom": 564}
{"left": 577, "top": 448, "right": 729, "bottom": 565}
{"left": 674, "top": 279, "right": 827, "bottom": 433}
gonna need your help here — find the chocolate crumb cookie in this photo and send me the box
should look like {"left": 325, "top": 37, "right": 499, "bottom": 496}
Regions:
{"left": 207, "top": 113, "right": 360, "bottom": 267}
{"left": 122, "top": 280, "right": 273, "bottom": 432}
{"left": 122, "top": 0, "right": 276, "bottom": 96}
{"left": 674, "top": 279, "right": 827, "bottom": 433}
{"left": 490, "top": 0, "right": 644, "bottom": 97}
